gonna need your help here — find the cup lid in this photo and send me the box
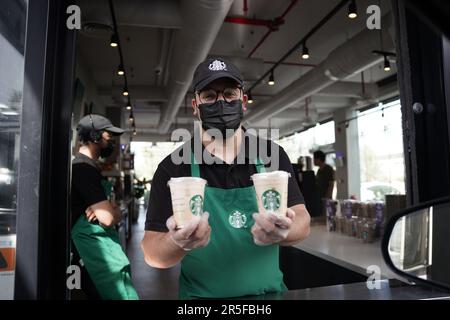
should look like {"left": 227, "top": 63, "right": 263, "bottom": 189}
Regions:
{"left": 167, "top": 177, "right": 207, "bottom": 187}
{"left": 251, "top": 170, "right": 290, "bottom": 180}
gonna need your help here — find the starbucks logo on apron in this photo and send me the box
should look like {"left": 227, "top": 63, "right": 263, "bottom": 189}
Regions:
{"left": 262, "top": 189, "right": 281, "bottom": 212}
{"left": 189, "top": 195, "right": 203, "bottom": 216}
{"left": 228, "top": 210, "right": 247, "bottom": 229}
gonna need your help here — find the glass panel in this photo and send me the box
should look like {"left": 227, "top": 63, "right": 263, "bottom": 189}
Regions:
{"left": 0, "top": 0, "right": 28, "bottom": 300}
{"left": 276, "top": 121, "right": 335, "bottom": 166}
{"left": 358, "top": 100, "right": 406, "bottom": 202}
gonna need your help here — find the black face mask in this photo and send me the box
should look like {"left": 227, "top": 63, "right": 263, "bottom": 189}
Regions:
{"left": 198, "top": 99, "right": 243, "bottom": 138}
{"left": 100, "top": 139, "right": 115, "bottom": 158}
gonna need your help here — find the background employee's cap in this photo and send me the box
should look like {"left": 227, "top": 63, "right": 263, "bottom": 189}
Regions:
{"left": 77, "top": 114, "right": 124, "bottom": 135}
{"left": 193, "top": 57, "right": 244, "bottom": 92}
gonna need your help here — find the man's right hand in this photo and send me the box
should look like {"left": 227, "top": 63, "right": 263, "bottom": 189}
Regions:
{"left": 166, "top": 212, "right": 211, "bottom": 251}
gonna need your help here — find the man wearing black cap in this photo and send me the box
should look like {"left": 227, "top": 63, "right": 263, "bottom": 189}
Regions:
{"left": 141, "top": 58, "right": 310, "bottom": 299}
{"left": 71, "top": 114, "right": 138, "bottom": 300}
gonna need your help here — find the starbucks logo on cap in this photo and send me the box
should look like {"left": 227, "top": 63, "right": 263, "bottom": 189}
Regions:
{"left": 228, "top": 210, "right": 247, "bottom": 229}
{"left": 209, "top": 60, "right": 227, "bottom": 71}
{"left": 262, "top": 189, "right": 280, "bottom": 212}
{"left": 189, "top": 195, "right": 203, "bottom": 216}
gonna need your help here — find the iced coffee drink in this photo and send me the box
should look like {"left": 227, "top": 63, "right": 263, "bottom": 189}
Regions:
{"left": 251, "top": 171, "right": 290, "bottom": 217}
{"left": 167, "top": 177, "right": 207, "bottom": 228}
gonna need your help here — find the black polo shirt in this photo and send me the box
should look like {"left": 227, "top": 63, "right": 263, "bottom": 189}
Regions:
{"left": 71, "top": 153, "right": 107, "bottom": 227}
{"left": 145, "top": 132, "right": 305, "bottom": 232}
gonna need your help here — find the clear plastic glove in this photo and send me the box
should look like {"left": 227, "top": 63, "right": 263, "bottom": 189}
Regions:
{"left": 251, "top": 208, "right": 295, "bottom": 246}
{"left": 166, "top": 212, "right": 211, "bottom": 251}
{"left": 85, "top": 206, "right": 97, "bottom": 222}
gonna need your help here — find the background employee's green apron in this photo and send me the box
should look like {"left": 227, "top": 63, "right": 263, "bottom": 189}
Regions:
{"left": 179, "top": 153, "right": 287, "bottom": 299}
{"left": 71, "top": 185, "right": 139, "bottom": 300}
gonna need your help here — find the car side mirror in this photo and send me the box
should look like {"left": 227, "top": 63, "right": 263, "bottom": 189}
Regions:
{"left": 382, "top": 196, "right": 450, "bottom": 292}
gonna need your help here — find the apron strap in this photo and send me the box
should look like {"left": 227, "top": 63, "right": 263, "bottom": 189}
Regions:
{"left": 190, "top": 152, "right": 201, "bottom": 178}
{"left": 255, "top": 157, "right": 266, "bottom": 173}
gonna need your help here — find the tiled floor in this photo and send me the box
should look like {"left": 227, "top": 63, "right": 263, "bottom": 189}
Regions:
{"left": 126, "top": 206, "right": 180, "bottom": 300}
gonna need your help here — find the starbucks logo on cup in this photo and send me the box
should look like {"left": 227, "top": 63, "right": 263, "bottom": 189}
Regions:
{"left": 262, "top": 189, "right": 281, "bottom": 212}
{"left": 228, "top": 210, "right": 247, "bottom": 229}
{"left": 189, "top": 195, "right": 203, "bottom": 216}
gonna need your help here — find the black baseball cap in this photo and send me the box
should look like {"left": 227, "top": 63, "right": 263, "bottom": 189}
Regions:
{"left": 76, "top": 114, "right": 124, "bottom": 136}
{"left": 192, "top": 58, "right": 244, "bottom": 92}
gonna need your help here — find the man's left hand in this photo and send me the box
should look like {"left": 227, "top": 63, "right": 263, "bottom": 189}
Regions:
{"left": 85, "top": 206, "right": 97, "bottom": 222}
{"left": 251, "top": 208, "right": 295, "bottom": 246}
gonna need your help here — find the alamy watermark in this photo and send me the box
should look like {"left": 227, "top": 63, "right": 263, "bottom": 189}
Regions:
{"left": 366, "top": 5, "right": 381, "bottom": 30}
{"left": 66, "top": 264, "right": 81, "bottom": 290}
{"left": 66, "top": 4, "right": 382, "bottom": 31}
{"left": 366, "top": 265, "right": 382, "bottom": 290}
{"left": 66, "top": 5, "right": 81, "bottom": 30}
{"left": 170, "top": 122, "right": 280, "bottom": 171}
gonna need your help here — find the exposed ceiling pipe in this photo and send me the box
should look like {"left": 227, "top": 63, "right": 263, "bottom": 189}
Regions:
{"left": 225, "top": 17, "right": 281, "bottom": 28}
{"left": 156, "top": 29, "right": 173, "bottom": 87}
{"left": 314, "top": 81, "right": 378, "bottom": 98}
{"left": 264, "top": 61, "right": 317, "bottom": 68}
{"left": 80, "top": 0, "right": 182, "bottom": 30}
{"left": 246, "top": 0, "right": 350, "bottom": 93}
{"left": 163, "top": 30, "right": 176, "bottom": 87}
{"left": 247, "top": 0, "right": 299, "bottom": 58}
{"left": 158, "top": 0, "right": 234, "bottom": 134}
{"left": 245, "top": 14, "right": 395, "bottom": 124}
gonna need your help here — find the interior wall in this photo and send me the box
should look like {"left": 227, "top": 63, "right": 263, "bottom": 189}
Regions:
{"left": 333, "top": 108, "right": 361, "bottom": 200}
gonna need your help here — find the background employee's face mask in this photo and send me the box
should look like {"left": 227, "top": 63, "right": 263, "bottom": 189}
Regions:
{"left": 100, "top": 139, "right": 115, "bottom": 158}
{"left": 198, "top": 99, "right": 243, "bottom": 138}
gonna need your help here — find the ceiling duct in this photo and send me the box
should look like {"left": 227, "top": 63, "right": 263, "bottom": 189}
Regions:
{"left": 158, "top": 0, "right": 234, "bottom": 134}
{"left": 245, "top": 14, "right": 395, "bottom": 125}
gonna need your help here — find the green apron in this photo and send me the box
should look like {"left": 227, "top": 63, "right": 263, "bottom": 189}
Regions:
{"left": 71, "top": 192, "right": 139, "bottom": 300}
{"left": 179, "top": 153, "right": 287, "bottom": 299}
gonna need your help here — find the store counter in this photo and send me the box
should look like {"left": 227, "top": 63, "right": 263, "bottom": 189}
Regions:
{"left": 249, "top": 223, "right": 450, "bottom": 300}
{"left": 293, "top": 224, "right": 398, "bottom": 279}
{"left": 238, "top": 280, "right": 450, "bottom": 300}
{"left": 279, "top": 223, "right": 409, "bottom": 290}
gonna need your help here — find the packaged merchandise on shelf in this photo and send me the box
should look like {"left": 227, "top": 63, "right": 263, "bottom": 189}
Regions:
{"left": 341, "top": 200, "right": 354, "bottom": 219}
{"left": 358, "top": 203, "right": 368, "bottom": 218}
{"left": 335, "top": 215, "right": 345, "bottom": 233}
{"left": 324, "top": 199, "right": 338, "bottom": 232}
{"left": 374, "top": 201, "right": 386, "bottom": 236}
{"left": 355, "top": 217, "right": 365, "bottom": 239}
{"left": 328, "top": 198, "right": 390, "bottom": 244}
{"left": 361, "top": 219, "right": 377, "bottom": 243}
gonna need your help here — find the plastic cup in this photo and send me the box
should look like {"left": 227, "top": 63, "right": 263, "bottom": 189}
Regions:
{"left": 251, "top": 171, "right": 290, "bottom": 217}
{"left": 167, "top": 177, "right": 207, "bottom": 228}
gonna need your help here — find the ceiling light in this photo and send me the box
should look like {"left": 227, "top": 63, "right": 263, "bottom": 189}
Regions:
{"left": 301, "top": 43, "right": 310, "bottom": 60}
{"left": 247, "top": 92, "right": 254, "bottom": 104}
{"left": 268, "top": 71, "right": 275, "bottom": 86}
{"left": 110, "top": 34, "right": 119, "bottom": 48}
{"left": 123, "top": 87, "right": 129, "bottom": 96}
{"left": 383, "top": 55, "right": 391, "bottom": 72}
{"left": 348, "top": 0, "right": 357, "bottom": 19}
{"left": 117, "top": 64, "right": 125, "bottom": 76}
